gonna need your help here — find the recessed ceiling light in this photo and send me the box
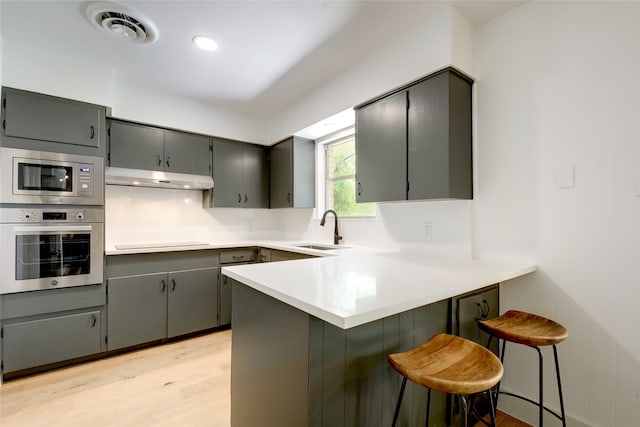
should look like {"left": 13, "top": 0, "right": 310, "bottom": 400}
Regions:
{"left": 192, "top": 35, "right": 218, "bottom": 52}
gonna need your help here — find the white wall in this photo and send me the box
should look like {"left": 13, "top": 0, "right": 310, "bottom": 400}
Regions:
{"left": 1, "top": 40, "right": 112, "bottom": 106}
{"left": 266, "top": 7, "right": 468, "bottom": 142}
{"left": 0, "top": 40, "right": 268, "bottom": 144}
{"left": 475, "top": 2, "right": 640, "bottom": 426}
{"left": 110, "top": 80, "right": 268, "bottom": 143}
{"left": 105, "top": 185, "right": 282, "bottom": 250}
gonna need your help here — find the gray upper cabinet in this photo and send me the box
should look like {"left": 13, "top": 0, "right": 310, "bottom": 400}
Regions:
{"left": 109, "top": 120, "right": 212, "bottom": 175}
{"left": 109, "top": 121, "right": 164, "bottom": 171}
{"left": 355, "top": 91, "right": 408, "bottom": 203}
{"left": 1, "top": 86, "right": 106, "bottom": 156}
{"left": 355, "top": 67, "right": 473, "bottom": 203}
{"left": 164, "top": 130, "right": 212, "bottom": 176}
{"left": 212, "top": 138, "right": 268, "bottom": 208}
{"left": 269, "top": 136, "right": 315, "bottom": 209}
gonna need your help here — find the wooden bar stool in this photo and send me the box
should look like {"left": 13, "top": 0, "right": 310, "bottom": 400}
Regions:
{"left": 478, "top": 310, "right": 568, "bottom": 427}
{"left": 387, "top": 333, "right": 503, "bottom": 427}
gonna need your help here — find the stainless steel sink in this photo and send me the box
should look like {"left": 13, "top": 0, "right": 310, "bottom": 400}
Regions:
{"left": 295, "top": 243, "right": 347, "bottom": 250}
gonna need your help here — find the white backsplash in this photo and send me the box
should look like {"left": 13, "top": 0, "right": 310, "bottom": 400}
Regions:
{"left": 106, "top": 185, "right": 472, "bottom": 257}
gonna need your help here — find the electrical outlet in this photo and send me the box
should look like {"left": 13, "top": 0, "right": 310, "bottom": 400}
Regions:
{"left": 423, "top": 222, "right": 432, "bottom": 241}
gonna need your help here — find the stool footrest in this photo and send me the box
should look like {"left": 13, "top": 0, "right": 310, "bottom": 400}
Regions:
{"left": 497, "top": 390, "right": 565, "bottom": 422}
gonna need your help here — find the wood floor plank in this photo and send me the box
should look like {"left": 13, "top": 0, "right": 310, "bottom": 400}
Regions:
{"left": 1, "top": 328, "right": 530, "bottom": 426}
{"left": 0, "top": 330, "right": 231, "bottom": 427}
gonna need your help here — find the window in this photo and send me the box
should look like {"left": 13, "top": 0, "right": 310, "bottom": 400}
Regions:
{"left": 319, "top": 129, "right": 376, "bottom": 217}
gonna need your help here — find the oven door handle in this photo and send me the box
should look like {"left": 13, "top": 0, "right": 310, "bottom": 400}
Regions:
{"left": 13, "top": 225, "right": 93, "bottom": 233}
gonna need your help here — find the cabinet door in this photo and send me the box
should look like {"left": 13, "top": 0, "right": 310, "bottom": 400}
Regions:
{"left": 167, "top": 268, "right": 219, "bottom": 337}
{"left": 2, "top": 310, "right": 102, "bottom": 373}
{"left": 212, "top": 138, "right": 244, "bottom": 207}
{"left": 408, "top": 71, "right": 472, "bottom": 200}
{"left": 455, "top": 286, "right": 499, "bottom": 354}
{"left": 269, "top": 138, "right": 293, "bottom": 208}
{"left": 109, "top": 121, "right": 164, "bottom": 171}
{"left": 164, "top": 130, "right": 211, "bottom": 175}
{"left": 355, "top": 91, "right": 408, "bottom": 203}
{"left": 107, "top": 273, "right": 168, "bottom": 350}
{"left": 3, "top": 88, "right": 103, "bottom": 148}
{"left": 242, "top": 144, "right": 269, "bottom": 208}
{"left": 220, "top": 274, "right": 235, "bottom": 326}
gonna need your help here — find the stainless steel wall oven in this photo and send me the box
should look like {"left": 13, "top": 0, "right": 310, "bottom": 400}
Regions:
{"left": 0, "top": 207, "right": 104, "bottom": 294}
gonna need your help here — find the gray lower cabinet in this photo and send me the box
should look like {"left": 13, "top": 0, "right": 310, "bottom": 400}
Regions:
{"left": 108, "top": 119, "right": 212, "bottom": 176}
{"left": 0, "top": 284, "right": 106, "bottom": 375}
{"left": 219, "top": 248, "right": 258, "bottom": 326}
{"left": 452, "top": 284, "right": 499, "bottom": 353}
{"left": 107, "top": 273, "right": 168, "bottom": 350}
{"left": 3, "top": 311, "right": 102, "bottom": 373}
{"left": 1, "top": 86, "right": 106, "bottom": 156}
{"left": 167, "top": 268, "right": 219, "bottom": 337}
{"left": 231, "top": 282, "right": 449, "bottom": 427}
{"left": 269, "top": 136, "right": 315, "bottom": 208}
{"left": 106, "top": 251, "right": 220, "bottom": 351}
{"left": 355, "top": 67, "right": 473, "bottom": 202}
{"left": 269, "top": 249, "right": 315, "bottom": 262}
{"left": 212, "top": 138, "right": 268, "bottom": 208}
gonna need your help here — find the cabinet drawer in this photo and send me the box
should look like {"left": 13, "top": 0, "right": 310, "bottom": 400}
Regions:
{"left": 1, "top": 284, "right": 105, "bottom": 320}
{"left": 2, "top": 310, "right": 102, "bottom": 373}
{"left": 220, "top": 249, "right": 256, "bottom": 264}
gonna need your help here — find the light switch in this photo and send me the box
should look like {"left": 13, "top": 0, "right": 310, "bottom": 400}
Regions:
{"left": 553, "top": 165, "right": 575, "bottom": 189}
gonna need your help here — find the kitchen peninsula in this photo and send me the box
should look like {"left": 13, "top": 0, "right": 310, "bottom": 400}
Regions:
{"left": 222, "top": 250, "right": 535, "bottom": 427}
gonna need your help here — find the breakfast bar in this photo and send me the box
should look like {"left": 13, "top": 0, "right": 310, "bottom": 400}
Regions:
{"left": 222, "top": 252, "right": 536, "bottom": 427}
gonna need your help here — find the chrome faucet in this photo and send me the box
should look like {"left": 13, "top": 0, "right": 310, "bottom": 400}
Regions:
{"left": 320, "top": 209, "right": 343, "bottom": 245}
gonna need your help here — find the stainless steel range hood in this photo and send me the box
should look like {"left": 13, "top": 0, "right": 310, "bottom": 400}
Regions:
{"left": 105, "top": 167, "right": 213, "bottom": 190}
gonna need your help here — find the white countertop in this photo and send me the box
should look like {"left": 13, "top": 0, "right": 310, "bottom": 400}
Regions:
{"left": 222, "top": 250, "right": 536, "bottom": 329}
{"left": 105, "top": 239, "right": 535, "bottom": 329}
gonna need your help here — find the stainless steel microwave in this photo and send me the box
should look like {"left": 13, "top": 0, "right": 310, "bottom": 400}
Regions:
{"left": 0, "top": 147, "right": 104, "bottom": 205}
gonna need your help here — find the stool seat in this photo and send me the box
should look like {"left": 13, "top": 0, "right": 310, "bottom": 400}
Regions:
{"left": 388, "top": 333, "right": 503, "bottom": 396}
{"left": 478, "top": 310, "right": 568, "bottom": 347}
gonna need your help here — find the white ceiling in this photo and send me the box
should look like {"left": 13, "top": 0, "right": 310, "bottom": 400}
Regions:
{"left": 0, "top": 0, "right": 526, "bottom": 118}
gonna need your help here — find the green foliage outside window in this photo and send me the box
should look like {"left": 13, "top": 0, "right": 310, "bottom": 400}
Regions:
{"left": 326, "top": 137, "right": 376, "bottom": 217}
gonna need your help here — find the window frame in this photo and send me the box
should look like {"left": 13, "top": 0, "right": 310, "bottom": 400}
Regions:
{"left": 315, "top": 125, "right": 376, "bottom": 219}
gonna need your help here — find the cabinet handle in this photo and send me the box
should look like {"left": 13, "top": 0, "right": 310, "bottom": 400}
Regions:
{"left": 287, "top": 192, "right": 291, "bottom": 203}
{"left": 232, "top": 255, "right": 243, "bottom": 261}
{"left": 91, "top": 314, "right": 97, "bottom": 328}
{"left": 475, "top": 302, "right": 483, "bottom": 321}
{"left": 171, "top": 278, "right": 176, "bottom": 291}
{"left": 166, "top": 156, "right": 171, "bottom": 168}
{"left": 157, "top": 155, "right": 162, "bottom": 166}
{"left": 90, "top": 125, "right": 95, "bottom": 139}
{"left": 244, "top": 194, "right": 248, "bottom": 204}
{"left": 161, "top": 279, "right": 166, "bottom": 292}
{"left": 238, "top": 193, "right": 242, "bottom": 203}
{"left": 223, "top": 276, "right": 228, "bottom": 284}
{"left": 357, "top": 182, "right": 362, "bottom": 196}
{"left": 481, "top": 299, "right": 490, "bottom": 319}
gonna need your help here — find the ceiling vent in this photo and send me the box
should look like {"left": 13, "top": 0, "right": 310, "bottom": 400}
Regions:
{"left": 85, "top": 2, "right": 158, "bottom": 44}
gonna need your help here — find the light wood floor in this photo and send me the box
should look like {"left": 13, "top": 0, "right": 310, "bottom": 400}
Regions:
{"left": 0, "top": 329, "right": 529, "bottom": 426}
{"left": 0, "top": 330, "right": 232, "bottom": 427}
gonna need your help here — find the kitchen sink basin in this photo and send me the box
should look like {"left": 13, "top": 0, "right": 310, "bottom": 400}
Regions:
{"left": 295, "top": 243, "right": 348, "bottom": 250}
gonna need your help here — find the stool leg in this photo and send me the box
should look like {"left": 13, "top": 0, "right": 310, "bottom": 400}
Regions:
{"left": 487, "top": 389, "right": 497, "bottom": 427}
{"left": 392, "top": 377, "right": 407, "bottom": 427}
{"left": 425, "top": 388, "right": 431, "bottom": 427}
{"left": 460, "top": 395, "right": 468, "bottom": 427}
{"left": 534, "top": 346, "right": 544, "bottom": 427}
{"left": 553, "top": 345, "right": 567, "bottom": 427}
